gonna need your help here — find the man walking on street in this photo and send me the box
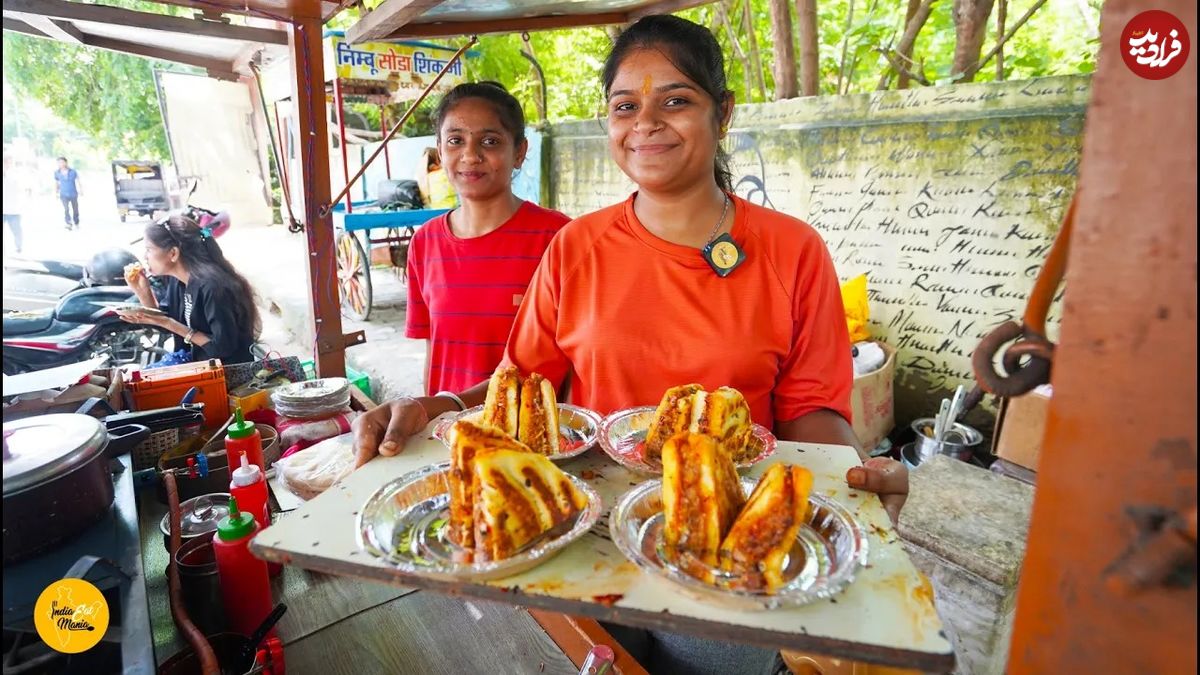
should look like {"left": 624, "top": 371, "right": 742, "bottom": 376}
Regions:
{"left": 53, "top": 156, "right": 81, "bottom": 230}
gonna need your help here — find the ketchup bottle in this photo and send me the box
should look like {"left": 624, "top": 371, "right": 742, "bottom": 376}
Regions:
{"left": 213, "top": 497, "right": 275, "bottom": 638}
{"left": 230, "top": 454, "right": 282, "bottom": 577}
{"left": 225, "top": 407, "right": 264, "bottom": 472}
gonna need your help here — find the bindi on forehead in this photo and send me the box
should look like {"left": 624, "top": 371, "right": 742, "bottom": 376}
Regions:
{"left": 641, "top": 74, "right": 653, "bottom": 95}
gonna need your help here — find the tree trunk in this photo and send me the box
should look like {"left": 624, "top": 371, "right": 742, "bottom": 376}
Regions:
{"left": 951, "top": 0, "right": 996, "bottom": 82}
{"left": 897, "top": 0, "right": 922, "bottom": 88}
{"left": 836, "top": 0, "right": 856, "bottom": 95}
{"left": 767, "top": 0, "right": 799, "bottom": 99}
{"left": 743, "top": 0, "right": 769, "bottom": 101}
{"left": 995, "top": 0, "right": 1006, "bottom": 80}
{"left": 876, "top": 0, "right": 937, "bottom": 90}
{"left": 795, "top": 0, "right": 819, "bottom": 96}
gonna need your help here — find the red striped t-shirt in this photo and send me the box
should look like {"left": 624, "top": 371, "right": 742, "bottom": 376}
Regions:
{"left": 406, "top": 201, "right": 570, "bottom": 395}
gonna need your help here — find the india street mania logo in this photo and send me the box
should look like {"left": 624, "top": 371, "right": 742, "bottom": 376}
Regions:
{"left": 33, "top": 579, "right": 110, "bottom": 654}
{"left": 1121, "top": 10, "right": 1190, "bottom": 80}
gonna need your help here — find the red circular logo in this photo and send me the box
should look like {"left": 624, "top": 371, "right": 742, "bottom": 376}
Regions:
{"left": 1121, "top": 10, "right": 1190, "bottom": 80}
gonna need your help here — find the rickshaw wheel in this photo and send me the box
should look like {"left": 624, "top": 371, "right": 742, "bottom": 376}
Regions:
{"left": 336, "top": 230, "right": 372, "bottom": 322}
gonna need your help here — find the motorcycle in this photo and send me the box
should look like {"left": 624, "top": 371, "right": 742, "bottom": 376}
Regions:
{"left": 2, "top": 186, "right": 232, "bottom": 375}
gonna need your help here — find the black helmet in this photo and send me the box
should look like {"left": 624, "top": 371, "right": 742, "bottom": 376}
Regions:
{"left": 86, "top": 249, "right": 139, "bottom": 286}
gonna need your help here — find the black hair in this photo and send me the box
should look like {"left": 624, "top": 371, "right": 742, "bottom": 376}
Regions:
{"left": 145, "top": 215, "right": 262, "bottom": 339}
{"left": 56, "top": 156, "right": 67, "bottom": 162}
{"left": 602, "top": 15, "right": 734, "bottom": 192}
{"left": 433, "top": 81, "right": 526, "bottom": 146}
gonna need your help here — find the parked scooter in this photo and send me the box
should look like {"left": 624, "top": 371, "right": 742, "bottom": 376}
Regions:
{"left": 2, "top": 284, "right": 173, "bottom": 375}
{"left": 2, "top": 185, "right": 233, "bottom": 374}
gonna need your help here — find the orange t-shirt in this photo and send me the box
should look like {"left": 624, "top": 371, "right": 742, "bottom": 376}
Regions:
{"left": 503, "top": 193, "right": 853, "bottom": 431}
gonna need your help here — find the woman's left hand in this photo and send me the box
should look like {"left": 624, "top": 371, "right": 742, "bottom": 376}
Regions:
{"left": 116, "top": 308, "right": 165, "bottom": 326}
{"left": 847, "top": 457, "right": 908, "bottom": 525}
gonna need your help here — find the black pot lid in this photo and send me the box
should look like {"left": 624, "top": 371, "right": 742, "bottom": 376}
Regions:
{"left": 3, "top": 414, "right": 108, "bottom": 494}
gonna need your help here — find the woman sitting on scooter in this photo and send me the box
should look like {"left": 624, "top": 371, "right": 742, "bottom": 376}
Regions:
{"left": 118, "top": 214, "right": 259, "bottom": 366}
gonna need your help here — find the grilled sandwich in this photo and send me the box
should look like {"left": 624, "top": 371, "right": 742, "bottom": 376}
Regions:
{"left": 518, "top": 372, "right": 561, "bottom": 455}
{"left": 719, "top": 463, "right": 813, "bottom": 593}
{"left": 472, "top": 448, "right": 588, "bottom": 562}
{"left": 644, "top": 384, "right": 703, "bottom": 461}
{"left": 661, "top": 432, "right": 745, "bottom": 574}
{"left": 688, "top": 387, "right": 754, "bottom": 463}
{"left": 481, "top": 365, "right": 521, "bottom": 438}
{"left": 447, "top": 419, "right": 534, "bottom": 550}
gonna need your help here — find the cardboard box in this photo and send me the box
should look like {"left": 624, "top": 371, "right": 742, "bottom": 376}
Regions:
{"left": 991, "top": 384, "right": 1052, "bottom": 472}
{"left": 850, "top": 341, "right": 896, "bottom": 452}
{"left": 2, "top": 367, "right": 125, "bottom": 421}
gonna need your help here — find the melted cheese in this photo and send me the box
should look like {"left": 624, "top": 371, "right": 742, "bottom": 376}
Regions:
{"left": 661, "top": 432, "right": 744, "bottom": 571}
{"left": 645, "top": 384, "right": 703, "bottom": 460}
{"left": 448, "top": 419, "right": 533, "bottom": 550}
{"left": 518, "top": 373, "right": 561, "bottom": 455}
{"left": 472, "top": 448, "right": 586, "bottom": 561}
{"left": 482, "top": 366, "right": 520, "bottom": 437}
{"left": 719, "top": 463, "right": 813, "bottom": 592}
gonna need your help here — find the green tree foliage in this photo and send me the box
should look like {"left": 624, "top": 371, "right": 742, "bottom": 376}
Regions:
{"left": 4, "top": 0, "right": 1099, "bottom": 155}
{"left": 3, "top": 32, "right": 176, "bottom": 160}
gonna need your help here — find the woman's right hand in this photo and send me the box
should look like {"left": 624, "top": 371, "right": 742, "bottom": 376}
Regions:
{"left": 123, "top": 263, "right": 149, "bottom": 293}
{"left": 352, "top": 398, "right": 430, "bottom": 468}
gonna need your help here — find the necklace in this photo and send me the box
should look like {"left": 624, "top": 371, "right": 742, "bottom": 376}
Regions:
{"left": 704, "top": 194, "right": 731, "bottom": 246}
{"left": 700, "top": 193, "right": 745, "bottom": 277}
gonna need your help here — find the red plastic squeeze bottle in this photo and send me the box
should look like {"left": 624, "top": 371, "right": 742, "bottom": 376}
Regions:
{"left": 230, "top": 454, "right": 282, "bottom": 578}
{"left": 225, "top": 406, "right": 264, "bottom": 472}
{"left": 213, "top": 497, "right": 275, "bottom": 638}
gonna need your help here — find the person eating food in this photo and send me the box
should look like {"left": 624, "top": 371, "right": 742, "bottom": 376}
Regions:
{"left": 353, "top": 14, "right": 908, "bottom": 674}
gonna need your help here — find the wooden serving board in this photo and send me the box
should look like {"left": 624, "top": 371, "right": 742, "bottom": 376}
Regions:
{"left": 253, "top": 418, "right": 955, "bottom": 671}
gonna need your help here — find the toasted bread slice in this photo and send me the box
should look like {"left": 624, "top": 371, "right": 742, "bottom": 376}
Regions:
{"left": 447, "top": 419, "right": 534, "bottom": 550}
{"left": 719, "top": 463, "right": 813, "bottom": 592}
{"left": 518, "top": 372, "right": 561, "bottom": 455}
{"left": 472, "top": 448, "right": 588, "bottom": 561}
{"left": 688, "top": 387, "right": 753, "bottom": 462}
{"left": 661, "top": 432, "right": 745, "bottom": 572}
{"left": 482, "top": 365, "right": 521, "bottom": 438}
{"left": 645, "top": 384, "right": 703, "bottom": 460}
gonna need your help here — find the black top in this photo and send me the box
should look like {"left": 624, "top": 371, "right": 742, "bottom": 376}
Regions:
{"left": 158, "top": 276, "right": 254, "bottom": 365}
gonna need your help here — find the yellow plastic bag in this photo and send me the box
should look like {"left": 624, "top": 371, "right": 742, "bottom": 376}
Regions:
{"left": 426, "top": 168, "right": 458, "bottom": 209}
{"left": 841, "top": 274, "right": 870, "bottom": 343}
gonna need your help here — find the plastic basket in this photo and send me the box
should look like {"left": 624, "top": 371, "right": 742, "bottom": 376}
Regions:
{"left": 133, "top": 428, "right": 181, "bottom": 471}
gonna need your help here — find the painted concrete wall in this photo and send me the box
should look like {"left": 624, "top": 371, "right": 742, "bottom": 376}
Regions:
{"left": 545, "top": 75, "right": 1090, "bottom": 431}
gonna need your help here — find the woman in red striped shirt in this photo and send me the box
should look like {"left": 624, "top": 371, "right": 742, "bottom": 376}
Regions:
{"left": 405, "top": 82, "right": 570, "bottom": 400}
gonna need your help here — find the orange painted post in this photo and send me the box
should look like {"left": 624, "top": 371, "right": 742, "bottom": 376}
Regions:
{"left": 288, "top": 16, "right": 347, "bottom": 379}
{"left": 1006, "top": 0, "right": 1196, "bottom": 672}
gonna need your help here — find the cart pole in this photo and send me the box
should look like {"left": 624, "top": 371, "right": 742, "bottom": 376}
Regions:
{"left": 289, "top": 17, "right": 348, "bottom": 379}
{"left": 380, "top": 104, "right": 392, "bottom": 180}
{"left": 332, "top": 75, "right": 352, "bottom": 214}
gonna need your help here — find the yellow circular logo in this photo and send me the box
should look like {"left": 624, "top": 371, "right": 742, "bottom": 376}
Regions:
{"left": 34, "top": 579, "right": 110, "bottom": 653}
{"left": 711, "top": 241, "right": 739, "bottom": 269}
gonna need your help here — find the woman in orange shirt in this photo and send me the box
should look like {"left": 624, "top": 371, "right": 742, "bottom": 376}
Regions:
{"left": 355, "top": 17, "right": 908, "bottom": 670}
{"left": 354, "top": 16, "right": 906, "bottom": 513}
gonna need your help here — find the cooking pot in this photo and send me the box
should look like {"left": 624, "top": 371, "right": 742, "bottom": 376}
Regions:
{"left": 3, "top": 413, "right": 150, "bottom": 565}
{"left": 160, "top": 492, "right": 231, "bottom": 553}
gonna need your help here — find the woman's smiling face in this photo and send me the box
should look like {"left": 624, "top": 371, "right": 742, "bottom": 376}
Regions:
{"left": 437, "top": 97, "right": 526, "bottom": 202}
{"left": 606, "top": 48, "right": 730, "bottom": 195}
